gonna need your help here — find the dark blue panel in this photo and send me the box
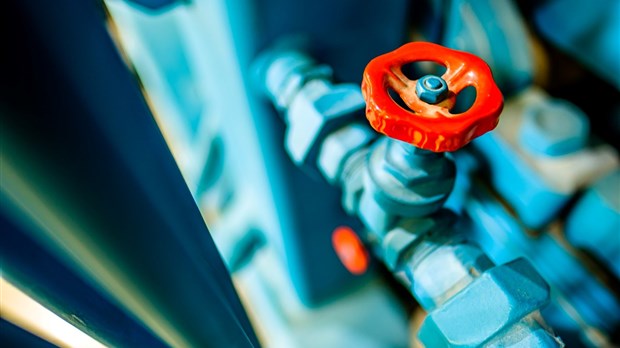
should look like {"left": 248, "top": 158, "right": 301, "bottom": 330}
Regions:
{"left": 124, "top": 0, "right": 180, "bottom": 11}
{"left": 0, "top": 319, "right": 55, "bottom": 348}
{"left": 0, "top": 0, "right": 259, "bottom": 346}
{"left": 1, "top": 212, "right": 165, "bottom": 347}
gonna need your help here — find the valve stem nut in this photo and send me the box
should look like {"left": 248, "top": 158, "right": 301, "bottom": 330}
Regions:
{"left": 415, "top": 75, "right": 449, "bottom": 105}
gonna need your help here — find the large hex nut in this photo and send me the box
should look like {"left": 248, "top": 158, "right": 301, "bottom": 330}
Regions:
{"left": 358, "top": 188, "right": 396, "bottom": 236}
{"left": 253, "top": 41, "right": 333, "bottom": 109}
{"left": 415, "top": 75, "right": 449, "bottom": 104}
{"left": 358, "top": 139, "right": 456, "bottom": 234}
{"left": 317, "top": 123, "right": 376, "bottom": 184}
{"left": 519, "top": 98, "right": 589, "bottom": 157}
{"left": 382, "top": 139, "right": 455, "bottom": 191}
{"left": 381, "top": 216, "right": 439, "bottom": 271}
{"left": 487, "top": 321, "right": 563, "bottom": 347}
{"left": 340, "top": 148, "right": 369, "bottom": 215}
{"left": 285, "top": 80, "right": 366, "bottom": 170}
{"left": 409, "top": 242, "right": 494, "bottom": 310}
{"left": 418, "top": 258, "right": 550, "bottom": 347}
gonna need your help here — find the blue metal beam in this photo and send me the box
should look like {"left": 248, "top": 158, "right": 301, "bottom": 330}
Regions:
{"left": 0, "top": 0, "right": 259, "bottom": 346}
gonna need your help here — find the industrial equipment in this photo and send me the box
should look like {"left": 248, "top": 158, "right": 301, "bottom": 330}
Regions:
{"left": 2, "top": 0, "right": 618, "bottom": 347}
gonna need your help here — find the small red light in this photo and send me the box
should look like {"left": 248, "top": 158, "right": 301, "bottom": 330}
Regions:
{"left": 332, "top": 226, "right": 369, "bottom": 275}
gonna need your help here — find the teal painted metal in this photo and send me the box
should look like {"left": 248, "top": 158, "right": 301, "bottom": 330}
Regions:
{"left": 5, "top": 0, "right": 615, "bottom": 346}
{"left": 419, "top": 259, "right": 551, "bottom": 347}
{"left": 473, "top": 132, "right": 571, "bottom": 229}
{"left": 124, "top": 0, "right": 179, "bottom": 11}
{"left": 440, "top": 0, "right": 533, "bottom": 95}
{"left": 253, "top": 43, "right": 562, "bottom": 347}
{"left": 565, "top": 170, "right": 620, "bottom": 278}
{"left": 463, "top": 178, "right": 620, "bottom": 344}
{"left": 416, "top": 75, "right": 449, "bottom": 104}
{"left": 518, "top": 99, "right": 589, "bottom": 157}
{"left": 533, "top": 0, "right": 620, "bottom": 90}
{"left": 359, "top": 139, "right": 456, "bottom": 234}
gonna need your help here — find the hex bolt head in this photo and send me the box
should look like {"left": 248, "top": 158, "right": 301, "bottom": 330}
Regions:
{"left": 519, "top": 98, "right": 589, "bottom": 157}
{"left": 418, "top": 258, "right": 552, "bottom": 347}
{"left": 317, "top": 124, "right": 376, "bottom": 184}
{"left": 415, "top": 75, "right": 449, "bottom": 104}
{"left": 382, "top": 217, "right": 437, "bottom": 270}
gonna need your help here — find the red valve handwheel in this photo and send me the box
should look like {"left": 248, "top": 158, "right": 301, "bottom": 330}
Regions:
{"left": 361, "top": 42, "right": 503, "bottom": 152}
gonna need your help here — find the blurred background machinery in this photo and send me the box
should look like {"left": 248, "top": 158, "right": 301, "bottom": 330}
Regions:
{"left": 1, "top": 0, "right": 619, "bottom": 347}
